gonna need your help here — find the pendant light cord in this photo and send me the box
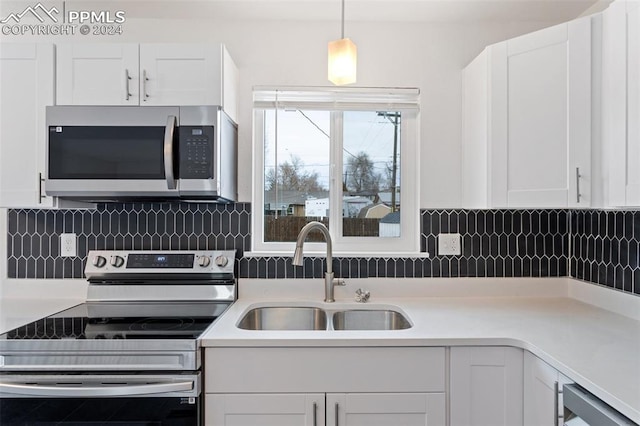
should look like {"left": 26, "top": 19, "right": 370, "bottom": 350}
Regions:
{"left": 341, "top": 0, "right": 345, "bottom": 39}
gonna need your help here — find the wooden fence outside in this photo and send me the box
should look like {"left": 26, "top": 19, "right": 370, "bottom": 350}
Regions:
{"left": 264, "top": 215, "right": 380, "bottom": 241}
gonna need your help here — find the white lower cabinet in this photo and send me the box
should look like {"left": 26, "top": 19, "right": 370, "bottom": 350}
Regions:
{"left": 450, "top": 347, "right": 524, "bottom": 426}
{"left": 206, "top": 393, "right": 324, "bottom": 426}
{"left": 523, "top": 351, "right": 572, "bottom": 426}
{"left": 204, "top": 347, "right": 446, "bottom": 426}
{"left": 205, "top": 347, "right": 579, "bottom": 426}
{"left": 327, "top": 393, "right": 445, "bottom": 426}
{"left": 206, "top": 392, "right": 445, "bottom": 426}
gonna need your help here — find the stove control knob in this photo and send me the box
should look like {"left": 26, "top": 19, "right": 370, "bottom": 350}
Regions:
{"left": 215, "top": 255, "right": 229, "bottom": 267}
{"left": 92, "top": 255, "right": 107, "bottom": 268}
{"left": 198, "top": 256, "right": 211, "bottom": 267}
{"left": 110, "top": 255, "right": 125, "bottom": 268}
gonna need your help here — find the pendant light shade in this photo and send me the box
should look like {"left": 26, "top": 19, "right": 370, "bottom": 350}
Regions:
{"left": 328, "top": 38, "right": 357, "bottom": 85}
{"left": 328, "top": 0, "right": 356, "bottom": 85}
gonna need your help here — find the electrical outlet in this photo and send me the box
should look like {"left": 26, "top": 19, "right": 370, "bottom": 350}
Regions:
{"left": 438, "top": 233, "right": 461, "bottom": 256}
{"left": 60, "top": 233, "right": 77, "bottom": 257}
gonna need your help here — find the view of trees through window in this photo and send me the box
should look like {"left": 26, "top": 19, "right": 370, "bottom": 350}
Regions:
{"left": 263, "top": 109, "right": 401, "bottom": 242}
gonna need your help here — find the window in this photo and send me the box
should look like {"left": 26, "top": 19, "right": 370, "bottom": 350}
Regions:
{"left": 252, "top": 87, "right": 420, "bottom": 255}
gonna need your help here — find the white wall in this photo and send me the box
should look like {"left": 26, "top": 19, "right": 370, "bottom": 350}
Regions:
{"left": 1, "top": 14, "right": 566, "bottom": 207}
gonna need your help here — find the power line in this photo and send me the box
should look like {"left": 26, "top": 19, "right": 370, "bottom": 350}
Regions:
{"left": 297, "top": 110, "right": 330, "bottom": 138}
{"left": 296, "top": 110, "right": 357, "bottom": 159}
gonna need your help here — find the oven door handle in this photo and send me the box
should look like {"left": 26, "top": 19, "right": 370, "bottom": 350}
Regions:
{"left": 164, "top": 115, "right": 177, "bottom": 190}
{"left": 0, "top": 380, "right": 193, "bottom": 397}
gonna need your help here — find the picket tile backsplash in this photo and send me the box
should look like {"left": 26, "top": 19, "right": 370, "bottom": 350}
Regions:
{"left": 4, "top": 204, "right": 639, "bottom": 296}
{"left": 570, "top": 210, "right": 640, "bottom": 295}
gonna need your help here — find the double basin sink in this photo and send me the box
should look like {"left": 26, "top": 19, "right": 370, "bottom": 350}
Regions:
{"left": 237, "top": 305, "right": 412, "bottom": 331}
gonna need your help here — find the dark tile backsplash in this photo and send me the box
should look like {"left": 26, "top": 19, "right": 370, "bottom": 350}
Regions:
{"left": 5, "top": 204, "right": 638, "bottom": 297}
{"left": 420, "top": 210, "right": 569, "bottom": 279}
{"left": 6, "top": 203, "right": 251, "bottom": 279}
{"left": 570, "top": 210, "right": 640, "bottom": 295}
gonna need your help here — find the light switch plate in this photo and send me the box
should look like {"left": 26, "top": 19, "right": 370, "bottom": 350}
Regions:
{"left": 438, "top": 233, "right": 461, "bottom": 256}
{"left": 60, "top": 233, "right": 77, "bottom": 257}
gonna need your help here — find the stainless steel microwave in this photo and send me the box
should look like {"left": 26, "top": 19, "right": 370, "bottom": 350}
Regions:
{"left": 45, "top": 106, "right": 237, "bottom": 201}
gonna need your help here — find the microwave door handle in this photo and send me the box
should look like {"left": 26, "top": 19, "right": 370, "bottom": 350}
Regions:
{"left": 164, "top": 115, "right": 177, "bottom": 190}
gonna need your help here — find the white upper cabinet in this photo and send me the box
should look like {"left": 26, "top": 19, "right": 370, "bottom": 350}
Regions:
{"left": 462, "top": 17, "right": 592, "bottom": 208}
{"left": 604, "top": 0, "right": 640, "bottom": 206}
{"left": 57, "top": 43, "right": 239, "bottom": 122}
{"left": 0, "top": 43, "right": 55, "bottom": 208}
{"left": 56, "top": 44, "right": 139, "bottom": 106}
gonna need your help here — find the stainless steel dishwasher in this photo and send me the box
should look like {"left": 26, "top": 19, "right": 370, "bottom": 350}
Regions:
{"left": 563, "top": 384, "right": 638, "bottom": 426}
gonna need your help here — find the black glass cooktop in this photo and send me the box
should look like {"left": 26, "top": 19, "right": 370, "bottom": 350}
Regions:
{"left": 0, "top": 301, "right": 230, "bottom": 341}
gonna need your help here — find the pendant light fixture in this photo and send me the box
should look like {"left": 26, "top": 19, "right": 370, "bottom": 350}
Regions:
{"left": 328, "top": 0, "right": 357, "bottom": 85}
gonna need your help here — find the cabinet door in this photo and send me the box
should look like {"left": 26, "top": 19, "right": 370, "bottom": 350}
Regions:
{"left": 461, "top": 48, "right": 490, "bottom": 208}
{"left": 450, "top": 347, "right": 523, "bottom": 426}
{"left": 627, "top": 4, "right": 640, "bottom": 205}
{"left": 524, "top": 351, "right": 571, "bottom": 426}
{"left": 139, "top": 44, "right": 222, "bottom": 106}
{"left": 327, "top": 393, "right": 445, "bottom": 426}
{"left": 206, "top": 393, "right": 324, "bottom": 426}
{"left": 491, "top": 18, "right": 591, "bottom": 208}
{"left": 56, "top": 44, "right": 139, "bottom": 105}
{"left": 221, "top": 46, "right": 239, "bottom": 123}
{"left": 606, "top": 1, "right": 640, "bottom": 206}
{"left": 0, "top": 43, "right": 55, "bottom": 207}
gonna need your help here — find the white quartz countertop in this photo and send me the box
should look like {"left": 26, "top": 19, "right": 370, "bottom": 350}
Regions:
{"left": 1, "top": 277, "right": 638, "bottom": 422}
{"left": 0, "top": 279, "right": 86, "bottom": 332}
{"left": 0, "top": 298, "right": 84, "bottom": 333}
{"left": 200, "top": 278, "right": 640, "bottom": 424}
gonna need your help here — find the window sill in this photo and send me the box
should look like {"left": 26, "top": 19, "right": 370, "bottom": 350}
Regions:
{"left": 242, "top": 251, "right": 430, "bottom": 259}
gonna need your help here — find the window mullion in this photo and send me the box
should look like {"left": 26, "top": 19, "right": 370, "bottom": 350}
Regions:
{"left": 253, "top": 110, "right": 266, "bottom": 248}
{"left": 330, "top": 111, "right": 344, "bottom": 244}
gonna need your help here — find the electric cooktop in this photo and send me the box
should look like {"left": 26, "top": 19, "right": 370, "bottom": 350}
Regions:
{"left": 1, "top": 301, "right": 230, "bottom": 341}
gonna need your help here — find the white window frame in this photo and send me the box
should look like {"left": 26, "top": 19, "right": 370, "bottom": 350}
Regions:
{"left": 250, "top": 87, "right": 421, "bottom": 256}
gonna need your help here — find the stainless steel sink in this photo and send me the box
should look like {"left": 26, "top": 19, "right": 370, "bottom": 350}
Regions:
{"left": 237, "top": 307, "right": 327, "bottom": 330}
{"left": 332, "top": 309, "right": 412, "bottom": 330}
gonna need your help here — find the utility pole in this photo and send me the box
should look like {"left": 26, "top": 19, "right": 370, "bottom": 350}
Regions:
{"left": 377, "top": 112, "right": 400, "bottom": 212}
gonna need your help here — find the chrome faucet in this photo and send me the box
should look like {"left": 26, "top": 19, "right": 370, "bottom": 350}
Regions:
{"left": 292, "top": 221, "right": 346, "bottom": 302}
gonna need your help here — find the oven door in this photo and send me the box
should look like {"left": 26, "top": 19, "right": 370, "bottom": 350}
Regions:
{"left": 45, "top": 106, "right": 180, "bottom": 199}
{"left": 0, "top": 373, "right": 200, "bottom": 425}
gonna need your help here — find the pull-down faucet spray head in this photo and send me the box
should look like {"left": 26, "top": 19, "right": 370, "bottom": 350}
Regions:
{"left": 291, "top": 221, "right": 345, "bottom": 302}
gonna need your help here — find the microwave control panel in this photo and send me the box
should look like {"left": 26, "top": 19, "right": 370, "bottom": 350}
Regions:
{"left": 179, "top": 126, "right": 215, "bottom": 179}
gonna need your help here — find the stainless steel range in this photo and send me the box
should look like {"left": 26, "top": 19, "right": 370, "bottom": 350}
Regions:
{"left": 0, "top": 249, "right": 236, "bottom": 425}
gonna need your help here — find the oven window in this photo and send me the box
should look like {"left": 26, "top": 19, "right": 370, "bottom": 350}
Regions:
{"left": 48, "top": 126, "right": 167, "bottom": 179}
{"left": 0, "top": 396, "right": 199, "bottom": 425}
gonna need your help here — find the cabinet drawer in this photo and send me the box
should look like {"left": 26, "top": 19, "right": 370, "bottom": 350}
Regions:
{"left": 205, "top": 347, "right": 445, "bottom": 393}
